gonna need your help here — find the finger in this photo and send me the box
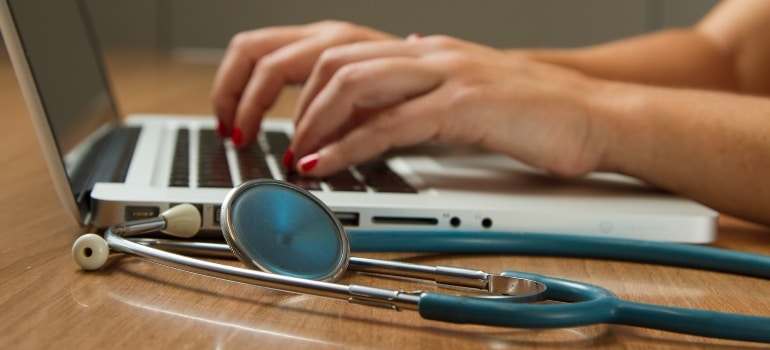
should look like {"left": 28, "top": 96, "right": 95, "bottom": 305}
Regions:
{"left": 291, "top": 57, "right": 443, "bottom": 159}
{"left": 294, "top": 40, "right": 423, "bottom": 126}
{"left": 231, "top": 35, "right": 341, "bottom": 147}
{"left": 296, "top": 91, "right": 444, "bottom": 177}
{"left": 211, "top": 25, "right": 311, "bottom": 134}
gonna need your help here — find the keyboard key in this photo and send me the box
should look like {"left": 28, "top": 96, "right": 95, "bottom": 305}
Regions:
{"left": 169, "top": 128, "right": 190, "bottom": 187}
{"left": 237, "top": 144, "right": 272, "bottom": 180}
{"left": 198, "top": 129, "right": 233, "bottom": 188}
{"left": 325, "top": 171, "right": 366, "bottom": 192}
{"left": 356, "top": 160, "right": 417, "bottom": 193}
{"left": 285, "top": 173, "right": 322, "bottom": 191}
{"left": 265, "top": 131, "right": 290, "bottom": 154}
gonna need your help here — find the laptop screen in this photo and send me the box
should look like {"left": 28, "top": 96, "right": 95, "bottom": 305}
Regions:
{"left": 6, "top": 0, "right": 120, "bottom": 220}
{"left": 8, "top": 0, "right": 118, "bottom": 154}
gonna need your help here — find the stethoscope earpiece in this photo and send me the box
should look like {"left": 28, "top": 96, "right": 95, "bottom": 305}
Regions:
{"left": 72, "top": 203, "right": 202, "bottom": 271}
{"left": 72, "top": 233, "right": 110, "bottom": 271}
{"left": 160, "top": 203, "right": 202, "bottom": 238}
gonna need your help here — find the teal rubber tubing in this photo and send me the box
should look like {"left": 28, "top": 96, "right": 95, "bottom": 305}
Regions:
{"left": 419, "top": 271, "right": 770, "bottom": 342}
{"left": 418, "top": 293, "right": 770, "bottom": 343}
{"left": 613, "top": 300, "right": 770, "bottom": 343}
{"left": 348, "top": 230, "right": 770, "bottom": 279}
{"left": 419, "top": 271, "right": 619, "bottom": 328}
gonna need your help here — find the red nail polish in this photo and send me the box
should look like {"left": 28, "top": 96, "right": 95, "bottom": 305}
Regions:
{"left": 217, "top": 120, "right": 227, "bottom": 137}
{"left": 232, "top": 127, "right": 243, "bottom": 146}
{"left": 282, "top": 149, "right": 294, "bottom": 170}
{"left": 299, "top": 153, "right": 319, "bottom": 172}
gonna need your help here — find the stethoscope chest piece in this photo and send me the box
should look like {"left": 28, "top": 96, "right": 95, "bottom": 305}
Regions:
{"left": 220, "top": 179, "right": 349, "bottom": 282}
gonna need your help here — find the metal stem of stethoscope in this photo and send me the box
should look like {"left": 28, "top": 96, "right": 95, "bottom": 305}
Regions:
{"left": 128, "top": 237, "right": 538, "bottom": 293}
{"left": 73, "top": 203, "right": 546, "bottom": 312}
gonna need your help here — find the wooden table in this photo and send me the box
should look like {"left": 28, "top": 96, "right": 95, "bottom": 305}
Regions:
{"left": 2, "top": 49, "right": 770, "bottom": 349}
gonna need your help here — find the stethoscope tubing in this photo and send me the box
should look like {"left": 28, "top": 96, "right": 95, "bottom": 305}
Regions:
{"left": 348, "top": 230, "right": 770, "bottom": 279}
{"left": 347, "top": 230, "right": 770, "bottom": 342}
{"left": 129, "top": 233, "right": 770, "bottom": 343}
{"left": 419, "top": 271, "right": 770, "bottom": 342}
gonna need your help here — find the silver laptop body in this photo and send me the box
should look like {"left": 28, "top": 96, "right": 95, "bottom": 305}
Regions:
{"left": 0, "top": 0, "right": 718, "bottom": 242}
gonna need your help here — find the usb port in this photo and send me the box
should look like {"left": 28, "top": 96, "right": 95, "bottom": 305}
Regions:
{"left": 335, "top": 212, "right": 360, "bottom": 227}
{"left": 124, "top": 206, "right": 159, "bottom": 221}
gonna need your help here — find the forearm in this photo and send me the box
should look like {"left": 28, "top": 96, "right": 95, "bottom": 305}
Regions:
{"left": 591, "top": 80, "right": 770, "bottom": 224}
{"left": 512, "top": 28, "right": 737, "bottom": 91}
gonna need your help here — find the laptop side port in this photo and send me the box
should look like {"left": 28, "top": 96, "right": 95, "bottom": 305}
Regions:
{"left": 124, "top": 206, "right": 159, "bottom": 221}
{"left": 335, "top": 212, "right": 360, "bottom": 227}
{"left": 372, "top": 216, "right": 438, "bottom": 225}
{"left": 213, "top": 206, "right": 222, "bottom": 226}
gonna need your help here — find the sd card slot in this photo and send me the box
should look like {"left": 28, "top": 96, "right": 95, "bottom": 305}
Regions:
{"left": 372, "top": 216, "right": 438, "bottom": 226}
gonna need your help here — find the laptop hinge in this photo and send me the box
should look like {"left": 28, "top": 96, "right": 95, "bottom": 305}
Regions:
{"left": 71, "top": 126, "right": 141, "bottom": 216}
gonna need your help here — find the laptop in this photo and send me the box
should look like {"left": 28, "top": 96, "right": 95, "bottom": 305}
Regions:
{"left": 0, "top": 0, "right": 718, "bottom": 243}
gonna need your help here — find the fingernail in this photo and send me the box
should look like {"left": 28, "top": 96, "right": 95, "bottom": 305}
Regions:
{"left": 217, "top": 120, "right": 227, "bottom": 137}
{"left": 282, "top": 149, "right": 294, "bottom": 170}
{"left": 298, "top": 153, "right": 319, "bottom": 172}
{"left": 232, "top": 127, "right": 243, "bottom": 146}
{"left": 406, "top": 33, "right": 422, "bottom": 41}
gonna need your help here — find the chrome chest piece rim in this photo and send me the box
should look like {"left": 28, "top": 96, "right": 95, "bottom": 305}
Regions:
{"left": 220, "top": 179, "right": 350, "bottom": 282}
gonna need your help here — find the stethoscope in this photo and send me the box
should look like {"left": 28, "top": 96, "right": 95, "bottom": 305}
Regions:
{"left": 72, "top": 179, "right": 770, "bottom": 343}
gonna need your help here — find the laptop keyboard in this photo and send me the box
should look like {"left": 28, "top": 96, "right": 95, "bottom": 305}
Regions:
{"left": 169, "top": 128, "right": 192, "bottom": 187}
{"left": 170, "top": 128, "right": 416, "bottom": 193}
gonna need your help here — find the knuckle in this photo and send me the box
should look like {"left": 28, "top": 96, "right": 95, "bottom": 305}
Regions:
{"left": 318, "top": 21, "right": 365, "bottom": 42}
{"left": 331, "top": 64, "right": 365, "bottom": 92}
{"left": 227, "top": 31, "right": 255, "bottom": 53}
{"left": 425, "top": 35, "right": 460, "bottom": 49}
{"left": 316, "top": 48, "right": 347, "bottom": 76}
{"left": 446, "top": 53, "right": 474, "bottom": 71}
{"left": 323, "top": 20, "right": 357, "bottom": 34}
{"left": 255, "top": 53, "right": 279, "bottom": 73}
{"left": 315, "top": 19, "right": 349, "bottom": 28}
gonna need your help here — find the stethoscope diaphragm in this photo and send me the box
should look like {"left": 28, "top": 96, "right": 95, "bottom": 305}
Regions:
{"left": 220, "top": 179, "right": 349, "bottom": 282}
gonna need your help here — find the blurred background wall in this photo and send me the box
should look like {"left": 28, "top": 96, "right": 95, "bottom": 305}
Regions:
{"left": 81, "top": 0, "right": 719, "bottom": 51}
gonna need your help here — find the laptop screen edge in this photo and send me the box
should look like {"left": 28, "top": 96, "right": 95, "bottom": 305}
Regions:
{"left": 1, "top": 0, "right": 83, "bottom": 227}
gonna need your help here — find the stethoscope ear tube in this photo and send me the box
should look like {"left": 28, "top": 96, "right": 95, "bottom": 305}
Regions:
{"left": 420, "top": 270, "right": 770, "bottom": 343}
{"left": 418, "top": 289, "right": 770, "bottom": 343}
{"left": 612, "top": 300, "right": 770, "bottom": 343}
{"left": 349, "top": 230, "right": 770, "bottom": 279}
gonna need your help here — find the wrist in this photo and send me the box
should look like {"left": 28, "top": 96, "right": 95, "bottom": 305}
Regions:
{"left": 582, "top": 79, "right": 648, "bottom": 176}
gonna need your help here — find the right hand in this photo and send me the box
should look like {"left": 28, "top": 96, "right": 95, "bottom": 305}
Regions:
{"left": 211, "top": 21, "right": 397, "bottom": 147}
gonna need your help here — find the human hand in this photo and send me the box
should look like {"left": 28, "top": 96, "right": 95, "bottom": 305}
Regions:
{"left": 288, "top": 35, "right": 608, "bottom": 178}
{"left": 211, "top": 21, "right": 397, "bottom": 147}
